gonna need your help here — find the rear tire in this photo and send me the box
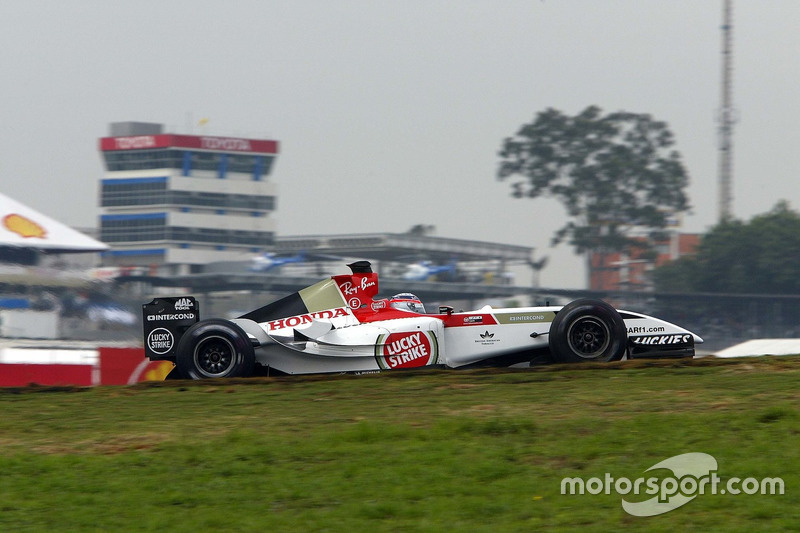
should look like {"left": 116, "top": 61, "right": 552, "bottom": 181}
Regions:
{"left": 549, "top": 299, "right": 627, "bottom": 363}
{"left": 176, "top": 319, "right": 255, "bottom": 379}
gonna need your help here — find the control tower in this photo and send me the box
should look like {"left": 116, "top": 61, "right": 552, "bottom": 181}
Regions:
{"left": 98, "top": 122, "right": 279, "bottom": 275}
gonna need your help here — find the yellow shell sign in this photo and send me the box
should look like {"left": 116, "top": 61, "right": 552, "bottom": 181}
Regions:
{"left": 3, "top": 213, "right": 47, "bottom": 239}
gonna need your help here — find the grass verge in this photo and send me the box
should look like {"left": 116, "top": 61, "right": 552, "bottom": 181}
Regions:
{"left": 0, "top": 356, "right": 797, "bottom": 531}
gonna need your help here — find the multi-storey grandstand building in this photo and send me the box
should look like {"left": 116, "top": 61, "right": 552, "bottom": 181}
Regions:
{"left": 98, "top": 122, "right": 279, "bottom": 275}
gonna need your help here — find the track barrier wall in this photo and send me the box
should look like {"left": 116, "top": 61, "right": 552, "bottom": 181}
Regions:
{"left": 0, "top": 347, "right": 172, "bottom": 387}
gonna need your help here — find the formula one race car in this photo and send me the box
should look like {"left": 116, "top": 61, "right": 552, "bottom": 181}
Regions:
{"left": 142, "top": 261, "right": 702, "bottom": 379}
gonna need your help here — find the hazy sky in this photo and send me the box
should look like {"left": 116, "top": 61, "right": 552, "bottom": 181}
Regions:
{"left": 1, "top": 1, "right": 798, "bottom": 288}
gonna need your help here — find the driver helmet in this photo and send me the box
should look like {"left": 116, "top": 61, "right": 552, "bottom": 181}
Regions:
{"left": 389, "top": 293, "right": 426, "bottom": 314}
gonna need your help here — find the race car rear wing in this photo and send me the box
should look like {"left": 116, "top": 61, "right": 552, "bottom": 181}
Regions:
{"left": 142, "top": 297, "right": 200, "bottom": 360}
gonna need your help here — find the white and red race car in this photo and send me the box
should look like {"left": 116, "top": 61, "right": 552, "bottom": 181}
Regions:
{"left": 142, "top": 261, "right": 702, "bottom": 379}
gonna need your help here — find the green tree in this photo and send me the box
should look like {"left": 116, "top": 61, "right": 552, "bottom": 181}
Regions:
{"left": 648, "top": 255, "right": 699, "bottom": 293}
{"left": 654, "top": 201, "right": 800, "bottom": 294}
{"left": 497, "top": 106, "right": 691, "bottom": 282}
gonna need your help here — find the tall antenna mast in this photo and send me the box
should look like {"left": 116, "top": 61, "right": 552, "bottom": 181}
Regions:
{"left": 717, "top": 0, "right": 736, "bottom": 222}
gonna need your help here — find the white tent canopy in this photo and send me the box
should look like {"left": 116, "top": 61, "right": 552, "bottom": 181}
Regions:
{"left": 0, "top": 192, "right": 107, "bottom": 252}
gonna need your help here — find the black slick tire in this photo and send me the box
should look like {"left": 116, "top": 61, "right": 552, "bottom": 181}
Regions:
{"left": 548, "top": 299, "right": 627, "bottom": 363}
{"left": 176, "top": 319, "right": 255, "bottom": 379}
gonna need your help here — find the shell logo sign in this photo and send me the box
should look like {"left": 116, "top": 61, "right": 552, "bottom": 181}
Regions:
{"left": 375, "top": 331, "right": 439, "bottom": 370}
{"left": 137, "top": 360, "right": 175, "bottom": 383}
{"left": 3, "top": 213, "right": 47, "bottom": 239}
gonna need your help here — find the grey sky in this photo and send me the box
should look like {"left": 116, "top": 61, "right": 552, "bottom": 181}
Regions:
{"left": 1, "top": 1, "right": 798, "bottom": 288}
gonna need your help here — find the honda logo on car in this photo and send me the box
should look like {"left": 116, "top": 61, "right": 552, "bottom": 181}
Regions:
{"left": 147, "top": 328, "right": 174, "bottom": 355}
{"left": 632, "top": 334, "right": 692, "bottom": 345}
{"left": 265, "top": 307, "right": 349, "bottom": 331}
{"left": 376, "top": 331, "right": 438, "bottom": 369}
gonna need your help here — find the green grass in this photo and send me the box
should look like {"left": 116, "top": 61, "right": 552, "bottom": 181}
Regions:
{"left": 0, "top": 357, "right": 798, "bottom": 531}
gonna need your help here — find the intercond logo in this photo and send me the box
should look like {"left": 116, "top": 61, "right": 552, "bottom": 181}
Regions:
{"left": 560, "top": 452, "right": 784, "bottom": 516}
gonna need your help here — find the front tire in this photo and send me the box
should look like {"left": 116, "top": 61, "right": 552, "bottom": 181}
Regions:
{"left": 176, "top": 319, "right": 255, "bottom": 379}
{"left": 548, "top": 299, "right": 627, "bottom": 363}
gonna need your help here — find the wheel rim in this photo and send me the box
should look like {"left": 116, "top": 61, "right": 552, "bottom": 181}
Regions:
{"left": 566, "top": 316, "right": 611, "bottom": 360}
{"left": 193, "top": 335, "right": 236, "bottom": 377}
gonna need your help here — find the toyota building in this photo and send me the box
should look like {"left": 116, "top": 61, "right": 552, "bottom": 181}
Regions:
{"left": 98, "top": 122, "right": 279, "bottom": 275}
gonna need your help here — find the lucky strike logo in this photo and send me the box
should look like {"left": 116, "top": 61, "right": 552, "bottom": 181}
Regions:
{"left": 632, "top": 334, "right": 692, "bottom": 346}
{"left": 376, "top": 331, "right": 438, "bottom": 369}
{"left": 3, "top": 213, "right": 47, "bottom": 239}
{"left": 147, "top": 327, "right": 174, "bottom": 355}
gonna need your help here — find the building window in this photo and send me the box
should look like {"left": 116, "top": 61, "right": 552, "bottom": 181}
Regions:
{"left": 100, "top": 177, "right": 168, "bottom": 207}
{"left": 191, "top": 151, "right": 220, "bottom": 172}
{"left": 168, "top": 227, "right": 275, "bottom": 246}
{"left": 227, "top": 154, "right": 259, "bottom": 175}
{"left": 102, "top": 150, "right": 182, "bottom": 171}
{"left": 100, "top": 213, "right": 167, "bottom": 242}
{"left": 100, "top": 214, "right": 274, "bottom": 247}
{"left": 182, "top": 151, "right": 191, "bottom": 176}
{"left": 262, "top": 156, "right": 274, "bottom": 176}
{"left": 100, "top": 179, "right": 275, "bottom": 212}
{"left": 104, "top": 149, "right": 275, "bottom": 178}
